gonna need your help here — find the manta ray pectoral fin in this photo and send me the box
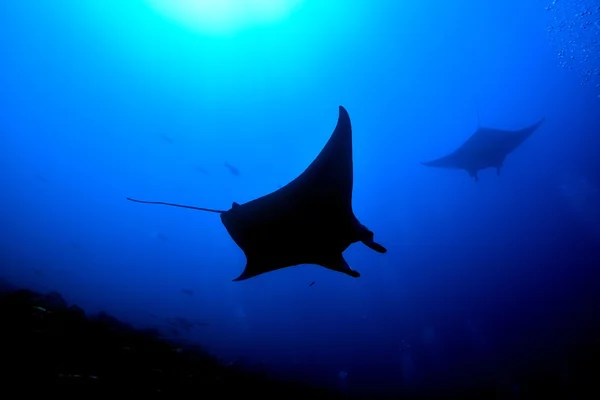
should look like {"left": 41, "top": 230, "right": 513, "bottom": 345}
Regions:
{"left": 320, "top": 255, "right": 360, "bottom": 278}
{"left": 421, "top": 153, "right": 459, "bottom": 169}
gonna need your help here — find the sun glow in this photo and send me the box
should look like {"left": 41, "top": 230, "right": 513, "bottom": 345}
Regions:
{"left": 144, "top": 0, "right": 304, "bottom": 35}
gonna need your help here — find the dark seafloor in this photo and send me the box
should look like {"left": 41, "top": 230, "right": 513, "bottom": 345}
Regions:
{"left": 0, "top": 278, "right": 337, "bottom": 398}
{"left": 1, "top": 277, "right": 599, "bottom": 399}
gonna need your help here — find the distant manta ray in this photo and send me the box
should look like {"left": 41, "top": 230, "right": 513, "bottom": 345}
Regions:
{"left": 421, "top": 116, "right": 545, "bottom": 181}
{"left": 127, "top": 106, "right": 387, "bottom": 281}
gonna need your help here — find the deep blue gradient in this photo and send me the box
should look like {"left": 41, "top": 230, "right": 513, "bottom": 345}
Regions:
{"left": 1, "top": 0, "right": 599, "bottom": 396}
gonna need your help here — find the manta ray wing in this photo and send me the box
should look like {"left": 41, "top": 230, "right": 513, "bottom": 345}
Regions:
{"left": 421, "top": 152, "right": 462, "bottom": 169}
{"left": 503, "top": 117, "right": 545, "bottom": 153}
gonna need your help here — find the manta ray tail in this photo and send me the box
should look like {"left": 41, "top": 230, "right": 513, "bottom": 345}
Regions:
{"left": 126, "top": 198, "right": 226, "bottom": 214}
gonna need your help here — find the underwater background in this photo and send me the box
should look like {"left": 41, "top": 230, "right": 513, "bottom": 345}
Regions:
{"left": 1, "top": 0, "right": 600, "bottom": 397}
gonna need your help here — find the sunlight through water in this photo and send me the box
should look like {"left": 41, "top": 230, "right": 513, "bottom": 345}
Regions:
{"left": 144, "top": 0, "right": 305, "bottom": 35}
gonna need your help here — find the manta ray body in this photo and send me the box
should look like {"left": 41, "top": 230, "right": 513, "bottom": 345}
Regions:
{"left": 422, "top": 117, "right": 545, "bottom": 181}
{"left": 128, "top": 106, "right": 386, "bottom": 281}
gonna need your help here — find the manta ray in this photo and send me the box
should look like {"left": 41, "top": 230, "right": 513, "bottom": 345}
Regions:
{"left": 421, "top": 117, "right": 545, "bottom": 181}
{"left": 127, "top": 106, "right": 386, "bottom": 281}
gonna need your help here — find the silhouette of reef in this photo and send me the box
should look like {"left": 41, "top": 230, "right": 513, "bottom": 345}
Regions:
{"left": 0, "top": 280, "right": 341, "bottom": 397}
{"left": 3, "top": 277, "right": 599, "bottom": 399}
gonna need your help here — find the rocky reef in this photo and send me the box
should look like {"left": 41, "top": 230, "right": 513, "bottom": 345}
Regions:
{"left": 0, "top": 279, "right": 340, "bottom": 397}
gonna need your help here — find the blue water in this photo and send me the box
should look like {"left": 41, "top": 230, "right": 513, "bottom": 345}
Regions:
{"left": 1, "top": 0, "right": 599, "bottom": 397}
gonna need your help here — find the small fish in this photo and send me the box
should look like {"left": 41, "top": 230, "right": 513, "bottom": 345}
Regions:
{"left": 181, "top": 288, "right": 194, "bottom": 296}
{"left": 159, "top": 134, "right": 174, "bottom": 144}
{"left": 168, "top": 316, "right": 194, "bottom": 332}
{"left": 33, "top": 173, "right": 48, "bottom": 183}
{"left": 194, "top": 165, "right": 209, "bottom": 175}
{"left": 149, "top": 231, "right": 169, "bottom": 242}
{"left": 224, "top": 162, "right": 240, "bottom": 177}
{"left": 309, "top": 281, "right": 315, "bottom": 287}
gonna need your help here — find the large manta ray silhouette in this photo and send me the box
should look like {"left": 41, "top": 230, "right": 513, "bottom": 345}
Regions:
{"left": 421, "top": 117, "right": 545, "bottom": 181}
{"left": 127, "top": 106, "right": 387, "bottom": 281}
